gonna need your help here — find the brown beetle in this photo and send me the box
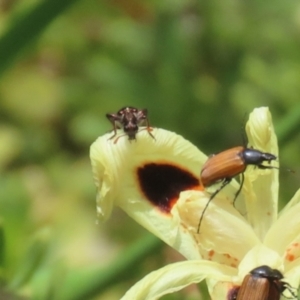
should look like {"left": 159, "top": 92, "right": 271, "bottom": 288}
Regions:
{"left": 229, "top": 265, "right": 298, "bottom": 300}
{"left": 197, "top": 146, "right": 277, "bottom": 233}
{"left": 106, "top": 106, "right": 155, "bottom": 143}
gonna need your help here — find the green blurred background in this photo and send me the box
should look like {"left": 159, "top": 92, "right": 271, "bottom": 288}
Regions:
{"left": 0, "top": 0, "right": 300, "bottom": 299}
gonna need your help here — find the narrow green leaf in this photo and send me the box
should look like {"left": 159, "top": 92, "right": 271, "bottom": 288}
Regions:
{"left": 0, "top": 0, "right": 81, "bottom": 77}
{"left": 8, "top": 228, "right": 51, "bottom": 291}
{"left": 57, "top": 234, "right": 163, "bottom": 300}
{"left": 0, "top": 220, "right": 5, "bottom": 268}
{"left": 275, "top": 103, "right": 300, "bottom": 145}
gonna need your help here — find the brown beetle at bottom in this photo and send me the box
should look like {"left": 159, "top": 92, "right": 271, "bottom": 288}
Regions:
{"left": 229, "top": 265, "right": 298, "bottom": 300}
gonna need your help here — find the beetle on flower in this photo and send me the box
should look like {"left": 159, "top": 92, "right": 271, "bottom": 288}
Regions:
{"left": 90, "top": 107, "right": 300, "bottom": 300}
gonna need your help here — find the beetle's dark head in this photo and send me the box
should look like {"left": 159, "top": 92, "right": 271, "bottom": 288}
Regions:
{"left": 250, "top": 265, "right": 283, "bottom": 280}
{"left": 242, "top": 148, "right": 277, "bottom": 166}
{"left": 261, "top": 152, "right": 277, "bottom": 164}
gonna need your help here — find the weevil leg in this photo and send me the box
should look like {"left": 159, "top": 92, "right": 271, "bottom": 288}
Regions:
{"left": 106, "top": 113, "right": 121, "bottom": 140}
{"left": 137, "top": 119, "right": 156, "bottom": 140}
{"left": 145, "top": 118, "right": 155, "bottom": 140}
{"left": 113, "top": 133, "right": 127, "bottom": 144}
{"left": 108, "top": 123, "right": 118, "bottom": 140}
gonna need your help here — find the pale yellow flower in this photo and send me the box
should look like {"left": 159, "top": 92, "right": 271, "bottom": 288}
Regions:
{"left": 90, "top": 107, "right": 300, "bottom": 299}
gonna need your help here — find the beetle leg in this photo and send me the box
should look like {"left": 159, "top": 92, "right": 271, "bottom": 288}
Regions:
{"left": 280, "top": 282, "right": 298, "bottom": 299}
{"left": 233, "top": 173, "right": 244, "bottom": 208}
{"left": 233, "top": 164, "right": 278, "bottom": 209}
{"left": 197, "top": 178, "right": 231, "bottom": 234}
{"left": 257, "top": 164, "right": 279, "bottom": 170}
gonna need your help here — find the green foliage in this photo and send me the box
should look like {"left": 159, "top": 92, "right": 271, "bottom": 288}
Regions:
{"left": 0, "top": 0, "right": 300, "bottom": 299}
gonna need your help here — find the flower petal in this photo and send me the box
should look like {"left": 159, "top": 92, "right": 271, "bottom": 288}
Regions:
{"left": 283, "top": 262, "right": 300, "bottom": 296}
{"left": 244, "top": 107, "right": 279, "bottom": 240}
{"left": 209, "top": 281, "right": 238, "bottom": 300}
{"left": 173, "top": 190, "right": 260, "bottom": 266}
{"left": 237, "top": 244, "right": 283, "bottom": 281}
{"left": 264, "top": 188, "right": 300, "bottom": 267}
{"left": 90, "top": 128, "right": 207, "bottom": 259}
{"left": 279, "top": 187, "right": 300, "bottom": 215}
{"left": 121, "top": 260, "right": 237, "bottom": 300}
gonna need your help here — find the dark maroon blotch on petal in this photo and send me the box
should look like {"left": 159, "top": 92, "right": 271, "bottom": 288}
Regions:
{"left": 137, "top": 163, "right": 199, "bottom": 212}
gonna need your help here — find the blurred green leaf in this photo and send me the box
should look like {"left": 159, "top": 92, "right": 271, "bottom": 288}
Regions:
{"left": 0, "top": 0, "right": 81, "bottom": 76}
{"left": 57, "top": 234, "right": 163, "bottom": 300}
{"left": 275, "top": 103, "right": 300, "bottom": 146}
{"left": 0, "top": 0, "right": 300, "bottom": 299}
{"left": 0, "top": 221, "right": 5, "bottom": 269}
{"left": 8, "top": 228, "right": 51, "bottom": 291}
